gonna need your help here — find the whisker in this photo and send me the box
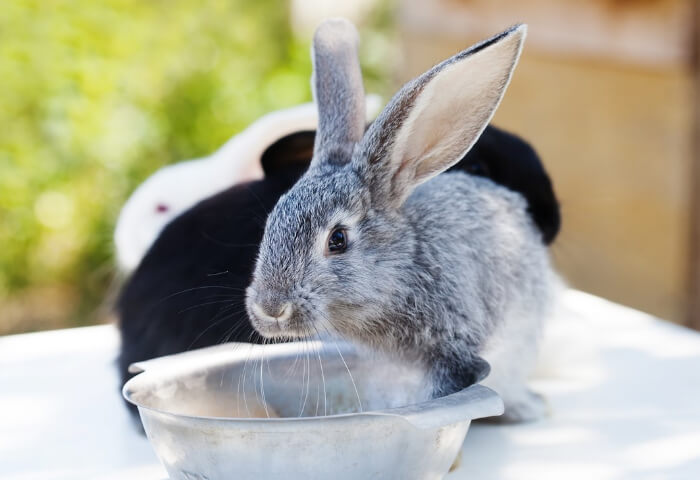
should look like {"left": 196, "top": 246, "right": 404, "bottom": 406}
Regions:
{"left": 218, "top": 341, "right": 248, "bottom": 389}
{"left": 311, "top": 335, "right": 320, "bottom": 417}
{"left": 311, "top": 324, "right": 328, "bottom": 416}
{"left": 186, "top": 307, "right": 247, "bottom": 350}
{"left": 206, "top": 270, "right": 230, "bottom": 277}
{"left": 216, "top": 320, "right": 252, "bottom": 346}
{"left": 177, "top": 299, "right": 239, "bottom": 315}
{"left": 300, "top": 332, "right": 311, "bottom": 417}
{"left": 239, "top": 343, "right": 255, "bottom": 418}
{"left": 315, "top": 309, "right": 363, "bottom": 413}
{"left": 156, "top": 285, "right": 247, "bottom": 305}
{"left": 243, "top": 184, "right": 273, "bottom": 217}
{"left": 260, "top": 338, "right": 270, "bottom": 418}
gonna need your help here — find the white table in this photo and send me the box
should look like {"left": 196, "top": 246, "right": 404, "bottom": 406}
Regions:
{"left": 2, "top": 290, "right": 699, "bottom": 480}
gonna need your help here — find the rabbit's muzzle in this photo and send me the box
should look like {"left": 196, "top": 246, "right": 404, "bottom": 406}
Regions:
{"left": 251, "top": 301, "right": 293, "bottom": 325}
{"left": 246, "top": 287, "right": 304, "bottom": 338}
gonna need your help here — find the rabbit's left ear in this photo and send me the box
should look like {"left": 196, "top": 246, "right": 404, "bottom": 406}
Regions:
{"left": 310, "top": 18, "right": 366, "bottom": 165}
{"left": 357, "top": 25, "right": 526, "bottom": 208}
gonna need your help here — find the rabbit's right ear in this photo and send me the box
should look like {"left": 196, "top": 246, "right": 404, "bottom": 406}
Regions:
{"left": 356, "top": 25, "right": 526, "bottom": 208}
{"left": 260, "top": 130, "right": 316, "bottom": 176}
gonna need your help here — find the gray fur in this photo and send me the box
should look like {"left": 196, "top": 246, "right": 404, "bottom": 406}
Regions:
{"left": 246, "top": 22, "right": 557, "bottom": 422}
{"left": 310, "top": 18, "right": 365, "bottom": 163}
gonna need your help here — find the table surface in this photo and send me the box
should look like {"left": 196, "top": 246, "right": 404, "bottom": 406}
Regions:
{"left": 2, "top": 289, "right": 700, "bottom": 480}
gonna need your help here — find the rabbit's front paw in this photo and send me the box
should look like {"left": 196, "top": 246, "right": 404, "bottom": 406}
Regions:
{"left": 499, "top": 390, "right": 549, "bottom": 423}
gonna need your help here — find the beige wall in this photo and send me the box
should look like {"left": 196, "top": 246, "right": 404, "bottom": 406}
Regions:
{"left": 399, "top": 0, "right": 694, "bottom": 322}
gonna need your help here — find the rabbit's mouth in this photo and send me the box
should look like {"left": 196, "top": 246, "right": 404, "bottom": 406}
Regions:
{"left": 247, "top": 300, "right": 310, "bottom": 339}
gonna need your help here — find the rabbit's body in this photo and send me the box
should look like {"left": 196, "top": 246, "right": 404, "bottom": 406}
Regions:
{"left": 247, "top": 20, "right": 557, "bottom": 421}
{"left": 250, "top": 160, "right": 555, "bottom": 420}
{"left": 404, "top": 172, "right": 557, "bottom": 417}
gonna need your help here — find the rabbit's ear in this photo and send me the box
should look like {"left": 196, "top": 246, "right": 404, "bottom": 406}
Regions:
{"left": 358, "top": 25, "right": 526, "bottom": 208}
{"left": 311, "top": 18, "right": 366, "bottom": 165}
{"left": 261, "top": 130, "right": 316, "bottom": 177}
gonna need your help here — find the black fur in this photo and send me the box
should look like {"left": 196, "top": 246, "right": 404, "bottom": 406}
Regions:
{"left": 453, "top": 125, "right": 560, "bottom": 244}
{"left": 116, "top": 126, "right": 558, "bottom": 418}
{"left": 116, "top": 134, "right": 313, "bottom": 417}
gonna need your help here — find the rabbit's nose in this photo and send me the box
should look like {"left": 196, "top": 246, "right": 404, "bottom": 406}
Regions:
{"left": 252, "top": 301, "right": 293, "bottom": 324}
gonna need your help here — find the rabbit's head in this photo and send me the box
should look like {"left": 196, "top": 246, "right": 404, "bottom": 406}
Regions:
{"left": 246, "top": 19, "right": 526, "bottom": 344}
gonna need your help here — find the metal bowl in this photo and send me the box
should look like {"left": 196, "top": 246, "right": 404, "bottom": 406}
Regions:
{"left": 123, "top": 341, "right": 503, "bottom": 480}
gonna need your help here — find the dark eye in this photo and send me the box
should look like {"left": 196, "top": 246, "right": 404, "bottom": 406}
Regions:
{"left": 155, "top": 203, "right": 169, "bottom": 213}
{"left": 327, "top": 227, "right": 348, "bottom": 254}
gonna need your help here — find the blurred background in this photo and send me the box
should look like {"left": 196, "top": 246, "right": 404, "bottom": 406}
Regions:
{"left": 1, "top": 0, "right": 697, "bottom": 335}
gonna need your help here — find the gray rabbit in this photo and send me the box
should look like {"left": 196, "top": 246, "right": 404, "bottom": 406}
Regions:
{"left": 246, "top": 19, "right": 560, "bottom": 422}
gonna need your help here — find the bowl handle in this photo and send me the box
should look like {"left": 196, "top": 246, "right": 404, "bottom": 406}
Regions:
{"left": 389, "top": 384, "right": 504, "bottom": 430}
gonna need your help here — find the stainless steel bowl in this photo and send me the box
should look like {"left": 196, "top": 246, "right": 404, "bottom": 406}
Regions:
{"left": 123, "top": 342, "right": 503, "bottom": 480}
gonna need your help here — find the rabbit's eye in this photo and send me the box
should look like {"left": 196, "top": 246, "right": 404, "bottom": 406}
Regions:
{"left": 327, "top": 227, "right": 348, "bottom": 254}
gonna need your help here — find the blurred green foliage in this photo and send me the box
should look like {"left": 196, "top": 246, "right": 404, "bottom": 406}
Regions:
{"left": 0, "top": 0, "right": 395, "bottom": 334}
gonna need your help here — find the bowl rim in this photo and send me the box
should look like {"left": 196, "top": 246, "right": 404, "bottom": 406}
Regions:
{"left": 121, "top": 342, "right": 504, "bottom": 428}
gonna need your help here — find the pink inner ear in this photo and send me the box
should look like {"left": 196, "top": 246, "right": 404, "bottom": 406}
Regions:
{"left": 155, "top": 203, "right": 169, "bottom": 213}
